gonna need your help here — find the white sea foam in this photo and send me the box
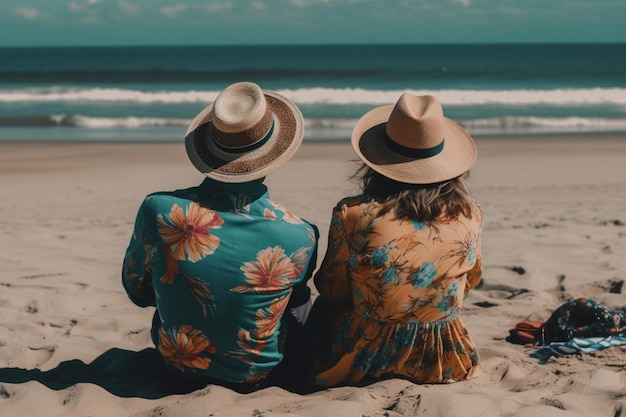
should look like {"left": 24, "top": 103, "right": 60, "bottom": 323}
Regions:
{"left": 459, "top": 116, "right": 626, "bottom": 135}
{"left": 0, "top": 87, "right": 218, "bottom": 104}
{"left": 2, "top": 87, "right": 626, "bottom": 106}
{"left": 29, "top": 115, "right": 626, "bottom": 134}
{"left": 280, "top": 87, "right": 626, "bottom": 106}
{"left": 72, "top": 115, "right": 189, "bottom": 128}
{"left": 461, "top": 116, "right": 626, "bottom": 129}
{"left": 303, "top": 116, "right": 626, "bottom": 136}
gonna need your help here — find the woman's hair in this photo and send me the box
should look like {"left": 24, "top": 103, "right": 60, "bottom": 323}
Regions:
{"left": 353, "top": 162, "right": 475, "bottom": 223}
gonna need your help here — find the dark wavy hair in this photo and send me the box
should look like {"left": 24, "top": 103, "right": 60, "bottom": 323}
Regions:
{"left": 353, "top": 162, "right": 475, "bottom": 223}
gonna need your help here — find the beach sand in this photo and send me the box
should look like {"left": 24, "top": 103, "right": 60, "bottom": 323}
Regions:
{"left": 0, "top": 135, "right": 625, "bottom": 416}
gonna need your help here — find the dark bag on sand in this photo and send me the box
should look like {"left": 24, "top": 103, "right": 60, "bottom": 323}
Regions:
{"left": 510, "top": 297, "right": 626, "bottom": 345}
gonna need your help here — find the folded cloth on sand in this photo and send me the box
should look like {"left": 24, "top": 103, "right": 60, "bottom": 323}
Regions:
{"left": 511, "top": 321, "right": 544, "bottom": 344}
{"left": 510, "top": 298, "right": 626, "bottom": 346}
{"left": 530, "top": 336, "right": 626, "bottom": 363}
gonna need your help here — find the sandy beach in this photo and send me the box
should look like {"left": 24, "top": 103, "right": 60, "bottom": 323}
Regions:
{"left": 0, "top": 135, "right": 625, "bottom": 417}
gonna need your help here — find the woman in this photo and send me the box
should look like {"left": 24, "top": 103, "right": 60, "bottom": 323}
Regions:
{"left": 307, "top": 93, "right": 482, "bottom": 387}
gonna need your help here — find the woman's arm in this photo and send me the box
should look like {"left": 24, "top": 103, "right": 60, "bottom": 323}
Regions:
{"left": 314, "top": 205, "right": 351, "bottom": 303}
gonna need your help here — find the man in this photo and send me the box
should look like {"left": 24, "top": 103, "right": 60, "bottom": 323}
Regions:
{"left": 122, "top": 82, "right": 318, "bottom": 392}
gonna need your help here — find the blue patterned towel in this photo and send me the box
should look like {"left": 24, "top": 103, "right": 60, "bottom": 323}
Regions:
{"left": 530, "top": 336, "right": 626, "bottom": 363}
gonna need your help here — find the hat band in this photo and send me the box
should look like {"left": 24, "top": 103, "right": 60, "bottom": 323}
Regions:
{"left": 213, "top": 119, "right": 275, "bottom": 154}
{"left": 384, "top": 133, "right": 445, "bottom": 159}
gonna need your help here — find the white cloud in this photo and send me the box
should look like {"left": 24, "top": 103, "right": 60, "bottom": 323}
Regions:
{"left": 500, "top": 6, "right": 525, "bottom": 16}
{"left": 250, "top": 1, "right": 267, "bottom": 10}
{"left": 117, "top": 1, "right": 139, "bottom": 15}
{"left": 67, "top": 1, "right": 104, "bottom": 23}
{"left": 288, "top": 0, "right": 306, "bottom": 7}
{"left": 13, "top": 6, "right": 44, "bottom": 20}
{"left": 453, "top": 0, "right": 471, "bottom": 6}
{"left": 68, "top": 0, "right": 104, "bottom": 12}
{"left": 203, "top": 2, "right": 235, "bottom": 13}
{"left": 159, "top": 2, "right": 234, "bottom": 17}
{"left": 161, "top": 4, "right": 187, "bottom": 17}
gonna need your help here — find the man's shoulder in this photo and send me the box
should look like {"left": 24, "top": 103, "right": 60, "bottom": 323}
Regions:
{"left": 139, "top": 187, "right": 201, "bottom": 210}
{"left": 145, "top": 184, "right": 203, "bottom": 199}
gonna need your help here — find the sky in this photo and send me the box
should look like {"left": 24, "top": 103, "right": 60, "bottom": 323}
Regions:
{"left": 1, "top": 0, "right": 625, "bottom": 47}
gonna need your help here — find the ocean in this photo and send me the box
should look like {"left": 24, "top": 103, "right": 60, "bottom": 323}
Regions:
{"left": 1, "top": 43, "right": 625, "bottom": 142}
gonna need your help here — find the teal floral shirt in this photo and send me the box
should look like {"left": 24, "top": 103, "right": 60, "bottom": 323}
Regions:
{"left": 122, "top": 178, "right": 318, "bottom": 384}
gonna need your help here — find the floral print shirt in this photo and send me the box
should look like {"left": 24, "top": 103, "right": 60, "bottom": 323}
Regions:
{"left": 122, "top": 178, "right": 318, "bottom": 384}
{"left": 308, "top": 195, "right": 482, "bottom": 386}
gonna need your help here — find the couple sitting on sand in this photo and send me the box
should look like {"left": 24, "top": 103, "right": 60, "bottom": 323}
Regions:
{"left": 121, "top": 82, "right": 482, "bottom": 393}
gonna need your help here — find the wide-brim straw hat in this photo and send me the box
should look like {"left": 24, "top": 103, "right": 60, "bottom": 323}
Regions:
{"left": 185, "top": 81, "right": 304, "bottom": 183}
{"left": 351, "top": 93, "right": 476, "bottom": 184}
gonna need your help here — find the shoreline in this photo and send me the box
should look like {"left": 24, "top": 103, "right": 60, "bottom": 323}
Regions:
{"left": 4, "top": 133, "right": 626, "bottom": 184}
{"left": 1, "top": 130, "right": 626, "bottom": 143}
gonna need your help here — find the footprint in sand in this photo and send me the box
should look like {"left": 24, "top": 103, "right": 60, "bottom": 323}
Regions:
{"left": 9, "top": 344, "right": 58, "bottom": 369}
{"left": 509, "top": 266, "right": 526, "bottom": 275}
{"left": 472, "top": 265, "right": 534, "bottom": 308}
{"left": 0, "top": 384, "right": 11, "bottom": 398}
{"left": 62, "top": 385, "right": 80, "bottom": 406}
{"left": 474, "top": 301, "right": 499, "bottom": 308}
{"left": 383, "top": 389, "right": 421, "bottom": 415}
{"left": 581, "top": 278, "right": 624, "bottom": 295}
{"left": 26, "top": 300, "right": 38, "bottom": 314}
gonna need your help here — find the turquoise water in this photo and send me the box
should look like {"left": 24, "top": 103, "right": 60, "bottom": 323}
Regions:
{"left": 1, "top": 44, "right": 625, "bottom": 142}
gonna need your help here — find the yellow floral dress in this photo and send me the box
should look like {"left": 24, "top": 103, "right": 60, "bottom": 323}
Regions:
{"left": 308, "top": 195, "right": 482, "bottom": 387}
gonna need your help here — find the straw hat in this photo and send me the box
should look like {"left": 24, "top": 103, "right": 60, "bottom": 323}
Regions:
{"left": 351, "top": 93, "right": 476, "bottom": 184}
{"left": 185, "top": 82, "right": 304, "bottom": 183}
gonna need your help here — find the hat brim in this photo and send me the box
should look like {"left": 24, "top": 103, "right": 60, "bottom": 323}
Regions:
{"left": 351, "top": 104, "right": 477, "bottom": 184}
{"left": 185, "top": 91, "right": 304, "bottom": 183}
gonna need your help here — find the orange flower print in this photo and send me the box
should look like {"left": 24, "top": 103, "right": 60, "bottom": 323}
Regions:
{"left": 122, "top": 245, "right": 152, "bottom": 290}
{"left": 236, "top": 329, "right": 267, "bottom": 358}
{"left": 289, "top": 247, "right": 311, "bottom": 279}
{"left": 255, "top": 295, "right": 290, "bottom": 339}
{"left": 263, "top": 208, "right": 277, "bottom": 220}
{"left": 231, "top": 247, "right": 295, "bottom": 293}
{"left": 126, "top": 257, "right": 136, "bottom": 270}
{"left": 244, "top": 370, "right": 268, "bottom": 383}
{"left": 229, "top": 298, "right": 291, "bottom": 372}
{"left": 184, "top": 276, "right": 216, "bottom": 318}
{"left": 306, "top": 227, "right": 317, "bottom": 244}
{"left": 123, "top": 270, "right": 141, "bottom": 288}
{"left": 143, "top": 244, "right": 153, "bottom": 272}
{"left": 269, "top": 201, "right": 303, "bottom": 224}
{"left": 158, "top": 325, "right": 217, "bottom": 371}
{"left": 394, "top": 230, "right": 422, "bottom": 252}
{"left": 230, "top": 210, "right": 253, "bottom": 219}
{"left": 159, "top": 244, "right": 179, "bottom": 284}
{"left": 157, "top": 202, "right": 223, "bottom": 262}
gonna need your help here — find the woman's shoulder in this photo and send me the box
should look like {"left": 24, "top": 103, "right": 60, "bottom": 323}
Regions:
{"left": 450, "top": 198, "right": 482, "bottom": 231}
{"left": 334, "top": 194, "right": 376, "bottom": 210}
{"left": 470, "top": 198, "right": 483, "bottom": 220}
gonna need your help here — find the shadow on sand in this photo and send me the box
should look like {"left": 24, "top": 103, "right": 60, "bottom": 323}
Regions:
{"left": 0, "top": 347, "right": 205, "bottom": 399}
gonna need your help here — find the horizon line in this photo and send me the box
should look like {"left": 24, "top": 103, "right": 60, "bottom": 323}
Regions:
{"left": 1, "top": 41, "right": 625, "bottom": 49}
